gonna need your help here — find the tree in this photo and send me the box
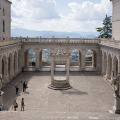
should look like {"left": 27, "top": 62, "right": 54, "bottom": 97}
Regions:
{"left": 96, "top": 15, "right": 112, "bottom": 38}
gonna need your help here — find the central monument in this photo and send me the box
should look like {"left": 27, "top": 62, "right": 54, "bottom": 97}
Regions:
{"left": 48, "top": 52, "right": 72, "bottom": 90}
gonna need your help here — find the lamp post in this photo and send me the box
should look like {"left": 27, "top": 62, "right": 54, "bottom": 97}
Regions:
{"left": 0, "top": 74, "right": 4, "bottom": 111}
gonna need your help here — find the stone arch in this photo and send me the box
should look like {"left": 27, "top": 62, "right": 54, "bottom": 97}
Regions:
{"left": 103, "top": 51, "right": 107, "bottom": 75}
{"left": 41, "top": 49, "right": 51, "bottom": 66}
{"left": 14, "top": 51, "right": 18, "bottom": 74}
{"left": 8, "top": 53, "right": 12, "bottom": 77}
{"left": 85, "top": 50, "right": 97, "bottom": 69}
{"left": 70, "top": 49, "right": 81, "bottom": 67}
{"left": 113, "top": 56, "right": 118, "bottom": 77}
{"left": 24, "top": 49, "right": 36, "bottom": 68}
{"left": 2, "top": 55, "right": 7, "bottom": 80}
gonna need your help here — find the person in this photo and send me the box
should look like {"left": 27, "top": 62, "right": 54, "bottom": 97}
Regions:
{"left": 15, "top": 82, "right": 19, "bottom": 95}
{"left": 21, "top": 98, "right": 25, "bottom": 111}
{"left": 21, "top": 81, "right": 28, "bottom": 92}
{"left": 12, "top": 100, "right": 18, "bottom": 111}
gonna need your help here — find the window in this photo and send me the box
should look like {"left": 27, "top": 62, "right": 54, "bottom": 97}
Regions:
{"left": 3, "top": 21, "right": 5, "bottom": 32}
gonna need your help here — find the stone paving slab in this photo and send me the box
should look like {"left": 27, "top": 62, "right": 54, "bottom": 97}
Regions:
{"left": 0, "top": 72, "right": 120, "bottom": 119}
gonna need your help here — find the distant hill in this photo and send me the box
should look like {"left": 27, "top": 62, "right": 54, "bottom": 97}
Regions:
{"left": 11, "top": 28, "right": 98, "bottom": 38}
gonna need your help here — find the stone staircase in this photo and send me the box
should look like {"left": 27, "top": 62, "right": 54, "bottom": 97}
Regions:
{"left": 0, "top": 110, "right": 120, "bottom": 120}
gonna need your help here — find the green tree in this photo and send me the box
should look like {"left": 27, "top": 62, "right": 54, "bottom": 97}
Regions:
{"left": 96, "top": 15, "right": 112, "bottom": 38}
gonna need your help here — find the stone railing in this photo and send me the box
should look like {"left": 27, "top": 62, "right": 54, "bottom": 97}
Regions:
{"left": 100, "top": 39, "right": 120, "bottom": 49}
{"left": 21, "top": 38, "right": 101, "bottom": 44}
{"left": 0, "top": 38, "right": 21, "bottom": 47}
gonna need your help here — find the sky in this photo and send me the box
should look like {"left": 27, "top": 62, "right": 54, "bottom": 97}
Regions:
{"left": 9, "top": 0, "right": 112, "bottom": 33}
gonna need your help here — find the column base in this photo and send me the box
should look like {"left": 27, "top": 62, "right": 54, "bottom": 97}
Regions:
{"left": 48, "top": 77, "right": 72, "bottom": 90}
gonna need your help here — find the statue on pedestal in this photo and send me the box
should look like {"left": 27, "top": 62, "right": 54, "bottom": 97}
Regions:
{"left": 113, "top": 75, "right": 120, "bottom": 97}
{"left": 112, "top": 75, "right": 120, "bottom": 114}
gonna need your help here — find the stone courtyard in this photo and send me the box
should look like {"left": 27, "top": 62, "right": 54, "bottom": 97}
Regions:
{"left": 0, "top": 72, "right": 120, "bottom": 120}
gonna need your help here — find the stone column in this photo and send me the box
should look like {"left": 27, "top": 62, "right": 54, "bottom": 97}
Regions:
{"left": 118, "top": 55, "right": 120, "bottom": 75}
{"left": 106, "top": 54, "right": 109, "bottom": 79}
{"left": 111, "top": 56, "right": 114, "bottom": 81}
{"left": 24, "top": 51, "right": 29, "bottom": 68}
{"left": 35, "top": 50, "right": 40, "bottom": 71}
{"left": 51, "top": 57, "right": 54, "bottom": 85}
{"left": 102, "top": 52, "right": 105, "bottom": 75}
{"left": 66, "top": 58, "right": 70, "bottom": 84}
{"left": 79, "top": 51, "right": 81, "bottom": 68}
{"left": 106, "top": 54, "right": 112, "bottom": 80}
{"left": 15, "top": 53, "right": 19, "bottom": 76}
{"left": 0, "top": 55, "right": 2, "bottom": 75}
{"left": 81, "top": 51, "right": 85, "bottom": 71}
{"left": 96, "top": 51, "right": 102, "bottom": 72}
{"left": 39, "top": 51, "right": 42, "bottom": 68}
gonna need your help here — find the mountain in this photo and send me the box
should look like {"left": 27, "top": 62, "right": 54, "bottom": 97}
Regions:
{"left": 11, "top": 28, "right": 98, "bottom": 38}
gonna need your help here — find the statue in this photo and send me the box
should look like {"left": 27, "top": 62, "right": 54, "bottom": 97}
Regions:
{"left": 113, "top": 75, "right": 120, "bottom": 97}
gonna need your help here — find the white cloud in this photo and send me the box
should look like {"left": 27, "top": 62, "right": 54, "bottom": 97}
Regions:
{"left": 68, "top": 0, "right": 112, "bottom": 21}
{"left": 10, "top": 0, "right": 112, "bottom": 33}
{"left": 11, "top": 0, "right": 59, "bottom": 20}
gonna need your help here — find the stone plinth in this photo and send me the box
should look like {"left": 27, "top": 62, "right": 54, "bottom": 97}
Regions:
{"left": 48, "top": 77, "right": 72, "bottom": 90}
{"left": 113, "top": 94, "right": 120, "bottom": 114}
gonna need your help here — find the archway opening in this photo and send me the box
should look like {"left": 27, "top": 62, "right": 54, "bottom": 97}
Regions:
{"left": 85, "top": 50, "right": 97, "bottom": 70}
{"left": 2, "top": 56, "right": 7, "bottom": 80}
{"left": 14, "top": 51, "right": 17, "bottom": 74}
{"left": 24, "top": 49, "right": 36, "bottom": 69}
{"left": 104, "top": 52, "right": 107, "bottom": 75}
{"left": 18, "top": 50, "right": 21, "bottom": 71}
{"left": 41, "top": 49, "right": 51, "bottom": 67}
{"left": 8, "top": 53, "right": 12, "bottom": 78}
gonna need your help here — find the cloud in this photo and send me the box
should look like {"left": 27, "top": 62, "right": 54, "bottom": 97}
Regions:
{"left": 10, "top": 0, "right": 112, "bottom": 33}
{"left": 10, "top": 0, "right": 59, "bottom": 20}
{"left": 68, "top": 0, "right": 112, "bottom": 21}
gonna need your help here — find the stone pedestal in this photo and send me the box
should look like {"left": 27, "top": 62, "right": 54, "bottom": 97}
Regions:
{"left": 113, "top": 94, "right": 120, "bottom": 114}
{"left": 0, "top": 91, "right": 4, "bottom": 111}
{"left": 49, "top": 77, "right": 72, "bottom": 90}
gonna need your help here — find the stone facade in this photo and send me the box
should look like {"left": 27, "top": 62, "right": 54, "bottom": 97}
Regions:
{"left": 0, "top": 0, "right": 11, "bottom": 41}
{"left": 0, "top": 0, "right": 120, "bottom": 90}
{"left": 111, "top": 0, "right": 120, "bottom": 40}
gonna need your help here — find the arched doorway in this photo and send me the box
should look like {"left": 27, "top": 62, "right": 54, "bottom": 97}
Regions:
{"left": 85, "top": 50, "right": 97, "bottom": 70}
{"left": 8, "top": 53, "right": 12, "bottom": 78}
{"left": 41, "top": 49, "right": 51, "bottom": 66}
{"left": 24, "top": 49, "right": 36, "bottom": 71}
{"left": 70, "top": 49, "right": 80, "bottom": 71}
{"left": 2, "top": 56, "right": 7, "bottom": 81}
{"left": 70, "top": 49, "right": 80, "bottom": 66}
{"left": 103, "top": 52, "right": 107, "bottom": 75}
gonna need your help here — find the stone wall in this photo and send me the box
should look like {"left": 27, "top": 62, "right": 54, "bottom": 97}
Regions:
{"left": 0, "top": 0, "right": 11, "bottom": 41}
{"left": 112, "top": 0, "right": 120, "bottom": 40}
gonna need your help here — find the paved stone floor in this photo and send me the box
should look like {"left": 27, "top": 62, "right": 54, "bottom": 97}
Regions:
{"left": 0, "top": 72, "right": 120, "bottom": 120}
